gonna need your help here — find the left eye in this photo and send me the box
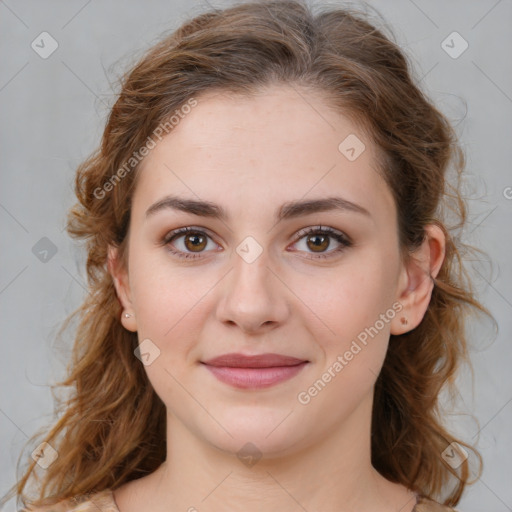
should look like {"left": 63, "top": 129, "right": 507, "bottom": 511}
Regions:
{"left": 290, "top": 226, "right": 352, "bottom": 259}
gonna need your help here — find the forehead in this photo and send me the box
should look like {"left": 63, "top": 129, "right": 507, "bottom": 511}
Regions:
{"left": 132, "top": 85, "right": 395, "bottom": 222}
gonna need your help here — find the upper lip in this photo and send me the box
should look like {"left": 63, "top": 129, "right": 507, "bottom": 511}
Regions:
{"left": 202, "top": 353, "right": 307, "bottom": 368}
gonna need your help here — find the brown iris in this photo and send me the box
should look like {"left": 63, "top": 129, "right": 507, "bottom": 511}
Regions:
{"left": 307, "top": 233, "right": 329, "bottom": 252}
{"left": 184, "top": 232, "right": 207, "bottom": 252}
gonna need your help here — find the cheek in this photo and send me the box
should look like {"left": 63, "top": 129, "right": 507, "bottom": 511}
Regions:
{"left": 128, "top": 251, "right": 210, "bottom": 350}
{"left": 128, "top": 263, "right": 210, "bottom": 405}
{"left": 295, "top": 265, "right": 395, "bottom": 416}
{"left": 292, "top": 256, "right": 397, "bottom": 346}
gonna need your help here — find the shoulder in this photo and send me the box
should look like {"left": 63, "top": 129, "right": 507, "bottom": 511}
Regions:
{"left": 20, "top": 489, "right": 119, "bottom": 512}
{"left": 414, "top": 495, "right": 460, "bottom": 512}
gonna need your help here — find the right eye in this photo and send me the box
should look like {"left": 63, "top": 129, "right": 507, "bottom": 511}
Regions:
{"left": 163, "top": 227, "right": 220, "bottom": 260}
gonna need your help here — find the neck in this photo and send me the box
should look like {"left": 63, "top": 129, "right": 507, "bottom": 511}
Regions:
{"left": 136, "top": 392, "right": 416, "bottom": 512}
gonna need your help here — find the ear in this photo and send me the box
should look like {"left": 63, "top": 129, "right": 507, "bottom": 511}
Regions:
{"left": 390, "top": 224, "right": 446, "bottom": 335}
{"left": 107, "top": 245, "right": 137, "bottom": 332}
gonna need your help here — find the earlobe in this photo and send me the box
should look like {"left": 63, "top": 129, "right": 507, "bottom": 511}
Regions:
{"left": 390, "top": 224, "right": 446, "bottom": 335}
{"left": 107, "top": 245, "right": 138, "bottom": 332}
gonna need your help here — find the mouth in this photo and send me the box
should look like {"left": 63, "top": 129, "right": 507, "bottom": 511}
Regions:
{"left": 201, "top": 353, "right": 309, "bottom": 389}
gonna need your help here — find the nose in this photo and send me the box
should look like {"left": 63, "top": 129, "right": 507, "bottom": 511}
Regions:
{"left": 215, "top": 246, "right": 290, "bottom": 334}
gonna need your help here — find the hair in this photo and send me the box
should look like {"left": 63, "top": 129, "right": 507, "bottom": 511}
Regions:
{"left": 4, "top": 0, "right": 493, "bottom": 509}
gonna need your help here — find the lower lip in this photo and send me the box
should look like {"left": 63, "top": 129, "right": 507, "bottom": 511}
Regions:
{"left": 203, "top": 362, "right": 308, "bottom": 389}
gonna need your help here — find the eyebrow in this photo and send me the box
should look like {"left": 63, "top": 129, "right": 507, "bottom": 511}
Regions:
{"left": 145, "top": 194, "right": 371, "bottom": 222}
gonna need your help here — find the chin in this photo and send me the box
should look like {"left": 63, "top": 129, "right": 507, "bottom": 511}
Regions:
{"left": 201, "top": 410, "right": 308, "bottom": 459}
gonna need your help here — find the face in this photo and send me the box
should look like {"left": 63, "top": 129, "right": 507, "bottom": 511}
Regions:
{"left": 110, "top": 85, "right": 416, "bottom": 458}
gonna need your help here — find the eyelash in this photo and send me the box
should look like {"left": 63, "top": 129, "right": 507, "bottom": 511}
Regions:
{"left": 162, "top": 225, "right": 352, "bottom": 261}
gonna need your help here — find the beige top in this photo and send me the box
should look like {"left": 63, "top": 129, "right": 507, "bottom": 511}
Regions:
{"left": 22, "top": 488, "right": 458, "bottom": 512}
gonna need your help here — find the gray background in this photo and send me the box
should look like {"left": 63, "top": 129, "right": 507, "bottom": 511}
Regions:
{"left": 1, "top": 1, "right": 511, "bottom": 511}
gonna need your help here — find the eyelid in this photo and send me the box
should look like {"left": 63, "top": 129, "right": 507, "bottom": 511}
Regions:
{"left": 292, "top": 225, "right": 351, "bottom": 244}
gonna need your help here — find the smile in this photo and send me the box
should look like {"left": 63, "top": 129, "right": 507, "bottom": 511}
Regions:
{"left": 201, "top": 353, "right": 309, "bottom": 389}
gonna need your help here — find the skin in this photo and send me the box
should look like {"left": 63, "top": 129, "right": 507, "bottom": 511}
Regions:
{"left": 108, "top": 84, "right": 445, "bottom": 512}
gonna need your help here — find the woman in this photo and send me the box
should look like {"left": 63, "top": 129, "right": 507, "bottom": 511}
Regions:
{"left": 5, "top": 1, "right": 489, "bottom": 510}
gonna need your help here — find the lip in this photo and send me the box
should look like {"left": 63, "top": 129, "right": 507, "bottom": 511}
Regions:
{"left": 203, "top": 353, "right": 307, "bottom": 368}
{"left": 201, "top": 353, "right": 309, "bottom": 389}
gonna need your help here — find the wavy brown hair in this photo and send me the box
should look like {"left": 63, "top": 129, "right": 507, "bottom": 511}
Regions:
{"left": 4, "top": 0, "right": 492, "bottom": 509}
